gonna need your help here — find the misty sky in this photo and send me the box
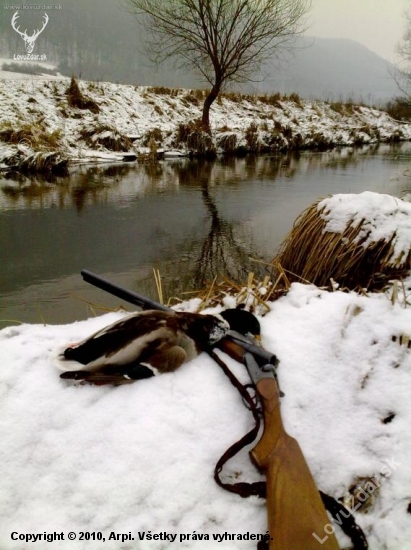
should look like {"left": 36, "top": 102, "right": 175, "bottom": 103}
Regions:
{"left": 307, "top": 0, "right": 408, "bottom": 63}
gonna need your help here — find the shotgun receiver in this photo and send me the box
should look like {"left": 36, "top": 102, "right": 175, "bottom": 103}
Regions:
{"left": 79, "top": 269, "right": 340, "bottom": 549}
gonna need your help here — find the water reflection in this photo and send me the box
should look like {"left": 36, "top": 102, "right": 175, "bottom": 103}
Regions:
{"left": 1, "top": 143, "right": 408, "bottom": 211}
{"left": 1, "top": 143, "right": 411, "bottom": 326}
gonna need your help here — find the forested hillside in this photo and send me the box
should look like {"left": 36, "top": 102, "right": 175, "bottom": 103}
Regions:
{"left": 0, "top": 0, "right": 197, "bottom": 86}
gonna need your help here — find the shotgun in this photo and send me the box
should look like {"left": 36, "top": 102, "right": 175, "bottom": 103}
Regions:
{"left": 79, "top": 269, "right": 340, "bottom": 549}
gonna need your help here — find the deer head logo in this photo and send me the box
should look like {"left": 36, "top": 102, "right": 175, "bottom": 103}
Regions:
{"left": 11, "top": 11, "right": 49, "bottom": 54}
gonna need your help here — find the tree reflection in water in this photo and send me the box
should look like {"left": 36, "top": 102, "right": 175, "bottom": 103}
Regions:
{"left": 2, "top": 144, "right": 409, "bottom": 318}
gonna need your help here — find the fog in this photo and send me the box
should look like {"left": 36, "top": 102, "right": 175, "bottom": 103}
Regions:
{"left": 0, "top": 0, "right": 405, "bottom": 102}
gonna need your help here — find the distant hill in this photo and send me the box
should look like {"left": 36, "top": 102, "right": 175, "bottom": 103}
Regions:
{"left": 249, "top": 37, "right": 399, "bottom": 105}
{"left": 0, "top": 0, "right": 400, "bottom": 105}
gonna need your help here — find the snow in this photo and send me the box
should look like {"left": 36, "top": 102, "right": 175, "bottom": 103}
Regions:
{"left": 1, "top": 282, "right": 411, "bottom": 550}
{"left": 1, "top": 77, "right": 411, "bottom": 169}
{"left": 318, "top": 192, "right": 411, "bottom": 267}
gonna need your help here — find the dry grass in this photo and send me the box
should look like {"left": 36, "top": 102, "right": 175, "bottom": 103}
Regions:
{"left": 175, "top": 119, "right": 202, "bottom": 144}
{"left": 285, "top": 92, "right": 303, "bottom": 107}
{"left": 171, "top": 271, "right": 288, "bottom": 314}
{"left": 65, "top": 77, "right": 100, "bottom": 113}
{"left": 137, "top": 137, "right": 159, "bottom": 164}
{"left": 329, "top": 100, "right": 356, "bottom": 115}
{"left": 217, "top": 133, "right": 238, "bottom": 152}
{"left": 273, "top": 198, "right": 411, "bottom": 290}
{"left": 244, "top": 122, "right": 261, "bottom": 153}
{"left": 174, "top": 119, "right": 215, "bottom": 155}
{"left": 79, "top": 123, "right": 132, "bottom": 152}
{"left": 4, "top": 150, "right": 69, "bottom": 174}
{"left": 0, "top": 120, "right": 63, "bottom": 149}
{"left": 258, "top": 93, "right": 282, "bottom": 106}
{"left": 146, "top": 86, "right": 179, "bottom": 97}
{"left": 183, "top": 91, "right": 201, "bottom": 105}
{"left": 142, "top": 127, "right": 163, "bottom": 147}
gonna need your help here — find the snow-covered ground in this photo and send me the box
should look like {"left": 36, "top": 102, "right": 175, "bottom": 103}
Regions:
{"left": 1, "top": 76, "right": 411, "bottom": 170}
{"left": 0, "top": 279, "right": 410, "bottom": 550}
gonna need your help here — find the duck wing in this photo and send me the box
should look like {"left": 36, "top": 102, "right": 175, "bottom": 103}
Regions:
{"left": 60, "top": 362, "right": 155, "bottom": 385}
{"left": 60, "top": 342, "right": 189, "bottom": 385}
{"left": 59, "top": 311, "right": 177, "bottom": 370}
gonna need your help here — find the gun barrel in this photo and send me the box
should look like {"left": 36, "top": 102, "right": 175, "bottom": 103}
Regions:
{"left": 81, "top": 269, "right": 170, "bottom": 312}
{"left": 80, "top": 270, "right": 277, "bottom": 364}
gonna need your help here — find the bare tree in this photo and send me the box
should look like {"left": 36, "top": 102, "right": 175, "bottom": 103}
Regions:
{"left": 126, "top": 0, "right": 310, "bottom": 131}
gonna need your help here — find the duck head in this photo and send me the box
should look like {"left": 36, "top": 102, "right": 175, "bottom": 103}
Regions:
{"left": 219, "top": 308, "right": 261, "bottom": 339}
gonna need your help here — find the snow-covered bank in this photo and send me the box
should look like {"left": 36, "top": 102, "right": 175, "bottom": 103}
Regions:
{"left": 1, "top": 282, "right": 411, "bottom": 550}
{"left": 1, "top": 78, "right": 411, "bottom": 173}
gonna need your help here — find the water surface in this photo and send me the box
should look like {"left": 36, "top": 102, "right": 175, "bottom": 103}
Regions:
{"left": 1, "top": 143, "right": 410, "bottom": 326}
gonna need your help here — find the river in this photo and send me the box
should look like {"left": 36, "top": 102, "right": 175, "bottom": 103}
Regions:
{"left": 1, "top": 143, "right": 410, "bottom": 326}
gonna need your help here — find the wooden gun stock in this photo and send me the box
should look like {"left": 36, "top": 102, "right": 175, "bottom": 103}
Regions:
{"left": 218, "top": 339, "right": 339, "bottom": 550}
{"left": 251, "top": 376, "right": 339, "bottom": 550}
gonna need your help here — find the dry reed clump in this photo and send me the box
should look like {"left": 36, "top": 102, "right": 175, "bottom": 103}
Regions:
{"left": 79, "top": 123, "right": 132, "bottom": 152}
{"left": 217, "top": 132, "right": 238, "bottom": 152}
{"left": 65, "top": 76, "right": 100, "bottom": 113}
{"left": 329, "top": 100, "right": 356, "bottom": 115}
{"left": 307, "top": 131, "right": 334, "bottom": 151}
{"left": 263, "top": 131, "right": 287, "bottom": 151}
{"left": 244, "top": 122, "right": 261, "bottom": 153}
{"left": 4, "top": 150, "right": 69, "bottom": 174}
{"left": 0, "top": 120, "right": 63, "bottom": 149}
{"left": 187, "top": 130, "right": 215, "bottom": 155}
{"left": 182, "top": 91, "right": 201, "bottom": 106}
{"left": 257, "top": 92, "right": 282, "bottom": 106}
{"left": 142, "top": 127, "right": 163, "bottom": 147}
{"left": 273, "top": 196, "right": 411, "bottom": 290}
{"left": 138, "top": 137, "right": 159, "bottom": 164}
{"left": 175, "top": 119, "right": 201, "bottom": 144}
{"left": 285, "top": 92, "right": 303, "bottom": 107}
{"left": 174, "top": 119, "right": 215, "bottom": 155}
{"left": 146, "top": 86, "right": 179, "bottom": 97}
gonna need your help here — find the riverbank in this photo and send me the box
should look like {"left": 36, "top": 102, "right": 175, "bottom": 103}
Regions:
{"left": 1, "top": 77, "right": 411, "bottom": 173}
{"left": 1, "top": 278, "right": 410, "bottom": 549}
